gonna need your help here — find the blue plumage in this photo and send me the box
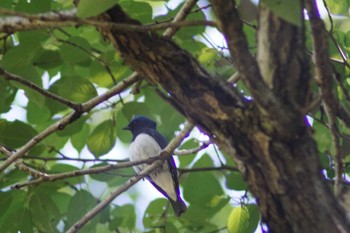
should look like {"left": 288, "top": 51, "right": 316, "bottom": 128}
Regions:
{"left": 123, "top": 115, "right": 187, "bottom": 216}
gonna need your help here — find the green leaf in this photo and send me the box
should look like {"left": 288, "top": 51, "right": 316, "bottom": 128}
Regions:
{"left": 27, "top": 100, "right": 51, "bottom": 125}
{"left": 15, "top": 0, "right": 51, "bottom": 14}
{"left": 71, "top": 124, "right": 90, "bottom": 152}
{"left": 109, "top": 204, "right": 136, "bottom": 230}
{"left": 116, "top": 110, "right": 131, "bottom": 143}
{"left": 77, "top": 0, "right": 118, "bottom": 18}
{"left": 41, "top": 131, "right": 70, "bottom": 151}
{"left": 193, "top": 153, "right": 214, "bottom": 168}
{"left": 119, "top": 1, "right": 153, "bottom": 23}
{"left": 122, "top": 101, "right": 151, "bottom": 120}
{"left": 0, "top": 169, "right": 28, "bottom": 190}
{"left": 51, "top": 76, "right": 97, "bottom": 103}
{"left": 261, "top": 0, "right": 302, "bottom": 26}
{"left": 66, "top": 190, "right": 98, "bottom": 232}
{"left": 2, "top": 44, "right": 42, "bottom": 73}
{"left": 313, "top": 120, "right": 332, "bottom": 153}
{"left": 57, "top": 115, "right": 88, "bottom": 137}
{"left": 225, "top": 172, "right": 248, "bottom": 191}
{"left": 178, "top": 139, "right": 199, "bottom": 167}
{"left": 0, "top": 80, "right": 17, "bottom": 114}
{"left": 59, "top": 37, "right": 92, "bottom": 65}
{"left": 325, "top": 0, "right": 350, "bottom": 15}
{"left": 33, "top": 50, "right": 62, "bottom": 69}
{"left": 183, "top": 172, "right": 223, "bottom": 204}
{"left": 51, "top": 192, "right": 72, "bottom": 215}
{"left": 87, "top": 120, "right": 117, "bottom": 157}
{"left": 0, "top": 192, "right": 14, "bottom": 217}
{"left": 181, "top": 205, "right": 209, "bottom": 226}
{"left": 143, "top": 199, "right": 168, "bottom": 228}
{"left": 227, "top": 204, "right": 260, "bottom": 233}
{"left": 0, "top": 119, "right": 38, "bottom": 148}
{"left": 29, "top": 192, "right": 60, "bottom": 233}
{"left": 0, "top": 190, "right": 33, "bottom": 233}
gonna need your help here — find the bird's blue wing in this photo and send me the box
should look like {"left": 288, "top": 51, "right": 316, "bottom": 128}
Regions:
{"left": 142, "top": 128, "right": 168, "bottom": 149}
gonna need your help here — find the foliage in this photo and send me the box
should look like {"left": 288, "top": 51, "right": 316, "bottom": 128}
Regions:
{"left": 0, "top": 0, "right": 349, "bottom": 232}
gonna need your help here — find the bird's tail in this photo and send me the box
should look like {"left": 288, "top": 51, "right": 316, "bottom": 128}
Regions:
{"left": 170, "top": 196, "right": 187, "bottom": 217}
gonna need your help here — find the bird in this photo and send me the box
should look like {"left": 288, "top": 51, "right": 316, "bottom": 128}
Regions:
{"left": 123, "top": 115, "right": 187, "bottom": 216}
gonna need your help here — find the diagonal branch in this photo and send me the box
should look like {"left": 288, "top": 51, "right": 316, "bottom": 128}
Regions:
{"left": 0, "top": 145, "right": 47, "bottom": 178}
{"left": 0, "top": 67, "right": 80, "bottom": 110}
{"left": 0, "top": 73, "right": 140, "bottom": 173}
{"left": 66, "top": 122, "right": 193, "bottom": 233}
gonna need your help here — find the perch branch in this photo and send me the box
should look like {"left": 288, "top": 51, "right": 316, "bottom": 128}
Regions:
{"left": 11, "top": 155, "right": 161, "bottom": 189}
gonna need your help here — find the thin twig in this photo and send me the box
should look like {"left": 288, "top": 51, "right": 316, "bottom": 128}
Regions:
{"left": 51, "top": 32, "right": 117, "bottom": 84}
{"left": 174, "top": 141, "right": 211, "bottom": 155}
{"left": 0, "top": 68, "right": 80, "bottom": 110}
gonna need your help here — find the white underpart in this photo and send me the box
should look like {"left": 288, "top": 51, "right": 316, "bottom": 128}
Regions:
{"left": 129, "top": 134, "right": 177, "bottom": 200}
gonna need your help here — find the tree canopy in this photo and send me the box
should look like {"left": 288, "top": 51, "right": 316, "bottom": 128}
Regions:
{"left": 0, "top": 0, "right": 350, "bottom": 233}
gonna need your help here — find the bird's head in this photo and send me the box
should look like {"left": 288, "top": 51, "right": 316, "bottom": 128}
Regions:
{"left": 123, "top": 115, "right": 157, "bottom": 133}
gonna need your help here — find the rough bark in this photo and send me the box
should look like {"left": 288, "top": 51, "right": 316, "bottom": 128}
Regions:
{"left": 94, "top": 2, "right": 350, "bottom": 233}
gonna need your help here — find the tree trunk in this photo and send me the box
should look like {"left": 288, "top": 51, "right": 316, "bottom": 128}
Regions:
{"left": 96, "top": 2, "right": 350, "bottom": 232}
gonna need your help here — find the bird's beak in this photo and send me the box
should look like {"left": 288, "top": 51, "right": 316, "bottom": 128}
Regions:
{"left": 123, "top": 125, "right": 130, "bottom": 130}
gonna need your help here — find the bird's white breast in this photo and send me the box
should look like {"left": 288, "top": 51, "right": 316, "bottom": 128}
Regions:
{"left": 129, "top": 133, "right": 177, "bottom": 200}
{"left": 129, "top": 134, "right": 162, "bottom": 164}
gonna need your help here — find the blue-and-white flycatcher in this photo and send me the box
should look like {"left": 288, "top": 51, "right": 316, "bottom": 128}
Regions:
{"left": 123, "top": 115, "right": 187, "bottom": 216}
